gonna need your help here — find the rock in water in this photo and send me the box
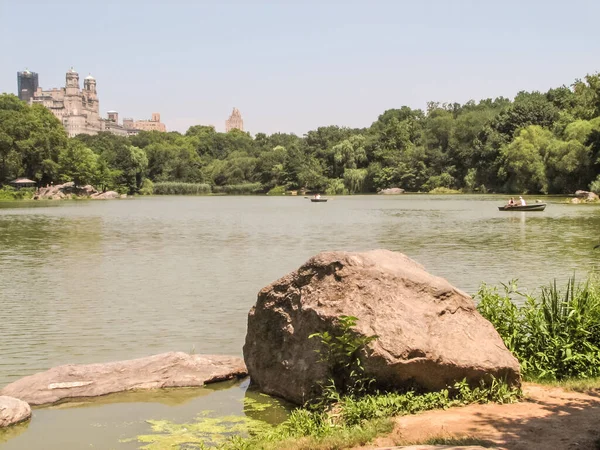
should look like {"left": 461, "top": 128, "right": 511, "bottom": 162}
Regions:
{"left": 243, "top": 250, "right": 521, "bottom": 404}
{"left": 0, "top": 396, "right": 31, "bottom": 428}
{"left": 0, "top": 352, "right": 247, "bottom": 406}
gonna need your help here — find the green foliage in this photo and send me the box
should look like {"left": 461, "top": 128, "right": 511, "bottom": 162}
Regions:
{"left": 309, "top": 315, "right": 378, "bottom": 400}
{"left": 153, "top": 182, "right": 211, "bottom": 195}
{"left": 339, "top": 377, "right": 520, "bottom": 427}
{"left": 590, "top": 175, "right": 600, "bottom": 194}
{"left": 139, "top": 178, "right": 154, "bottom": 195}
{"left": 3, "top": 70, "right": 600, "bottom": 194}
{"left": 57, "top": 140, "right": 99, "bottom": 186}
{"left": 212, "top": 183, "right": 263, "bottom": 195}
{"left": 324, "top": 178, "right": 347, "bottom": 195}
{"left": 0, "top": 186, "right": 34, "bottom": 200}
{"left": 213, "top": 378, "right": 519, "bottom": 450}
{"left": 476, "top": 277, "right": 600, "bottom": 380}
{"left": 267, "top": 185, "right": 286, "bottom": 195}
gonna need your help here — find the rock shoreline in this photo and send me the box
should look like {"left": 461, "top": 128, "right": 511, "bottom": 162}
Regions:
{"left": 33, "top": 181, "right": 124, "bottom": 200}
{"left": 0, "top": 352, "right": 247, "bottom": 428}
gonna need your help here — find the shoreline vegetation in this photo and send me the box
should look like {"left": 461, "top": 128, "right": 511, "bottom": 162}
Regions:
{"left": 126, "top": 275, "right": 600, "bottom": 450}
{"left": 2, "top": 70, "right": 600, "bottom": 199}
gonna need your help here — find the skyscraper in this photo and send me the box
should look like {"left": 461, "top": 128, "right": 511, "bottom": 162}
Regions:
{"left": 17, "top": 69, "right": 39, "bottom": 104}
{"left": 225, "top": 107, "right": 244, "bottom": 132}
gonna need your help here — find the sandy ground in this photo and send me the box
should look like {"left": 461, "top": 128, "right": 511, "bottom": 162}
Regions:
{"left": 354, "top": 383, "right": 600, "bottom": 450}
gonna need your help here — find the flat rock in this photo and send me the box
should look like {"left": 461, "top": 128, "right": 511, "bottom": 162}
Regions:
{"left": 378, "top": 187, "right": 405, "bottom": 195}
{"left": 244, "top": 250, "right": 520, "bottom": 405}
{"left": 0, "top": 396, "right": 31, "bottom": 428}
{"left": 91, "top": 190, "right": 120, "bottom": 200}
{"left": 0, "top": 352, "right": 247, "bottom": 406}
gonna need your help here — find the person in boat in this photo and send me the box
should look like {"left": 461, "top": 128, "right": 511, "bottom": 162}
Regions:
{"left": 314, "top": 193, "right": 321, "bottom": 199}
{"left": 507, "top": 197, "right": 516, "bottom": 207}
{"left": 519, "top": 196, "right": 526, "bottom": 206}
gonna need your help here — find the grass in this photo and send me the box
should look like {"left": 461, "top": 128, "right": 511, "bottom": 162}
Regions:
{"left": 153, "top": 182, "right": 211, "bottom": 195}
{"left": 533, "top": 377, "right": 600, "bottom": 393}
{"left": 476, "top": 276, "right": 600, "bottom": 381}
{"left": 130, "top": 378, "right": 521, "bottom": 450}
{"left": 212, "top": 183, "right": 264, "bottom": 195}
{"left": 0, "top": 186, "right": 35, "bottom": 200}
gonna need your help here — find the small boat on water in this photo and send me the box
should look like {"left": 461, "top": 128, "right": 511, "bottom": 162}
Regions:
{"left": 498, "top": 203, "right": 546, "bottom": 211}
{"left": 311, "top": 198, "right": 328, "bottom": 203}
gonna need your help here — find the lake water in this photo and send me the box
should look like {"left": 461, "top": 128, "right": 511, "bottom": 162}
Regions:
{"left": 1, "top": 195, "right": 599, "bottom": 448}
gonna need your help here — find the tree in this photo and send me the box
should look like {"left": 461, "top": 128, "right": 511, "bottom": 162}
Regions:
{"left": 0, "top": 94, "right": 67, "bottom": 185}
{"left": 58, "top": 140, "right": 99, "bottom": 186}
{"left": 500, "top": 125, "right": 554, "bottom": 193}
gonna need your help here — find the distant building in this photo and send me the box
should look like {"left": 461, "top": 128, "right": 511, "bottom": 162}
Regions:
{"left": 132, "top": 113, "right": 167, "bottom": 132}
{"left": 225, "top": 107, "right": 244, "bottom": 132}
{"left": 17, "top": 70, "right": 39, "bottom": 104}
{"left": 31, "top": 68, "right": 103, "bottom": 137}
{"left": 25, "top": 68, "right": 164, "bottom": 137}
{"left": 107, "top": 110, "right": 119, "bottom": 123}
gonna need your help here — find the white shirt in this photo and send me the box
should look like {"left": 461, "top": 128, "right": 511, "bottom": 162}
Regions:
{"left": 520, "top": 198, "right": 526, "bottom": 206}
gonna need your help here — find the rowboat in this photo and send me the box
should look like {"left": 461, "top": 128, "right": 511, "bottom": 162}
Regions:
{"left": 498, "top": 203, "right": 546, "bottom": 211}
{"left": 311, "top": 198, "right": 328, "bottom": 203}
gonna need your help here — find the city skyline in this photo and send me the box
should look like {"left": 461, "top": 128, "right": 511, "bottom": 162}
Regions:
{"left": 2, "top": 0, "right": 600, "bottom": 135}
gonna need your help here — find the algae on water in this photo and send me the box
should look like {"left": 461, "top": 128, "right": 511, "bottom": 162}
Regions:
{"left": 126, "top": 395, "right": 288, "bottom": 449}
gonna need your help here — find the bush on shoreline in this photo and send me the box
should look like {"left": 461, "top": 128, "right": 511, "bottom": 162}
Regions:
{"left": 476, "top": 276, "right": 600, "bottom": 380}
{"left": 212, "top": 183, "right": 264, "bottom": 195}
{"left": 153, "top": 182, "right": 211, "bottom": 195}
{"left": 0, "top": 186, "right": 35, "bottom": 200}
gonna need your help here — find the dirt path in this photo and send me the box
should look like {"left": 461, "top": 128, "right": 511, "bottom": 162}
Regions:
{"left": 354, "top": 383, "right": 600, "bottom": 450}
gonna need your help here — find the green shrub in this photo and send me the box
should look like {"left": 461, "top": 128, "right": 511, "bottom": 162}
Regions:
{"left": 139, "top": 178, "right": 154, "bottom": 195}
{"left": 476, "top": 277, "right": 600, "bottom": 380}
{"left": 267, "top": 185, "right": 286, "bottom": 196}
{"left": 216, "top": 378, "right": 519, "bottom": 450}
{"left": 590, "top": 175, "right": 600, "bottom": 194}
{"left": 309, "top": 315, "right": 377, "bottom": 401}
{"left": 153, "top": 182, "right": 211, "bottom": 195}
{"left": 213, "top": 183, "right": 263, "bottom": 195}
{"left": 0, "top": 186, "right": 35, "bottom": 200}
{"left": 325, "top": 178, "right": 347, "bottom": 195}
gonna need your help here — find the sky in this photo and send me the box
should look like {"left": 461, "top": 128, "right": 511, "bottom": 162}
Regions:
{"left": 1, "top": 0, "right": 600, "bottom": 135}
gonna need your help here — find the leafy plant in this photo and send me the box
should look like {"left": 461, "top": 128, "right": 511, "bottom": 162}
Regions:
{"left": 477, "top": 276, "right": 600, "bottom": 380}
{"left": 309, "top": 315, "right": 378, "bottom": 401}
{"left": 153, "top": 181, "right": 211, "bottom": 195}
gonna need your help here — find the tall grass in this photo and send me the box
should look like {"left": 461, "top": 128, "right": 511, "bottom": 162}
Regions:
{"left": 0, "top": 186, "right": 35, "bottom": 200}
{"left": 153, "top": 182, "right": 211, "bottom": 195}
{"left": 477, "top": 276, "right": 600, "bottom": 380}
{"left": 212, "top": 183, "right": 263, "bottom": 195}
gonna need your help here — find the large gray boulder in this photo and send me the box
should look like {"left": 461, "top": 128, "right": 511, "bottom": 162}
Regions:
{"left": 0, "top": 352, "right": 247, "bottom": 406}
{"left": 243, "top": 250, "right": 520, "bottom": 405}
{"left": 0, "top": 396, "right": 31, "bottom": 428}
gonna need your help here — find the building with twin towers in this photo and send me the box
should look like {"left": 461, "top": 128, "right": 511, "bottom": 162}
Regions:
{"left": 19, "top": 68, "right": 166, "bottom": 137}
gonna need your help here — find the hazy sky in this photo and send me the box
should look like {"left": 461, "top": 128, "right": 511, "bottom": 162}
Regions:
{"left": 1, "top": 0, "right": 599, "bottom": 134}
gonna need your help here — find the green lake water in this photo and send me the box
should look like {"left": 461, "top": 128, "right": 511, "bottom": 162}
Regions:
{"left": 1, "top": 195, "right": 599, "bottom": 449}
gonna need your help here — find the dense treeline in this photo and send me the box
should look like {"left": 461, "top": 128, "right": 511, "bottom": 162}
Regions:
{"left": 1, "top": 72, "right": 600, "bottom": 195}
